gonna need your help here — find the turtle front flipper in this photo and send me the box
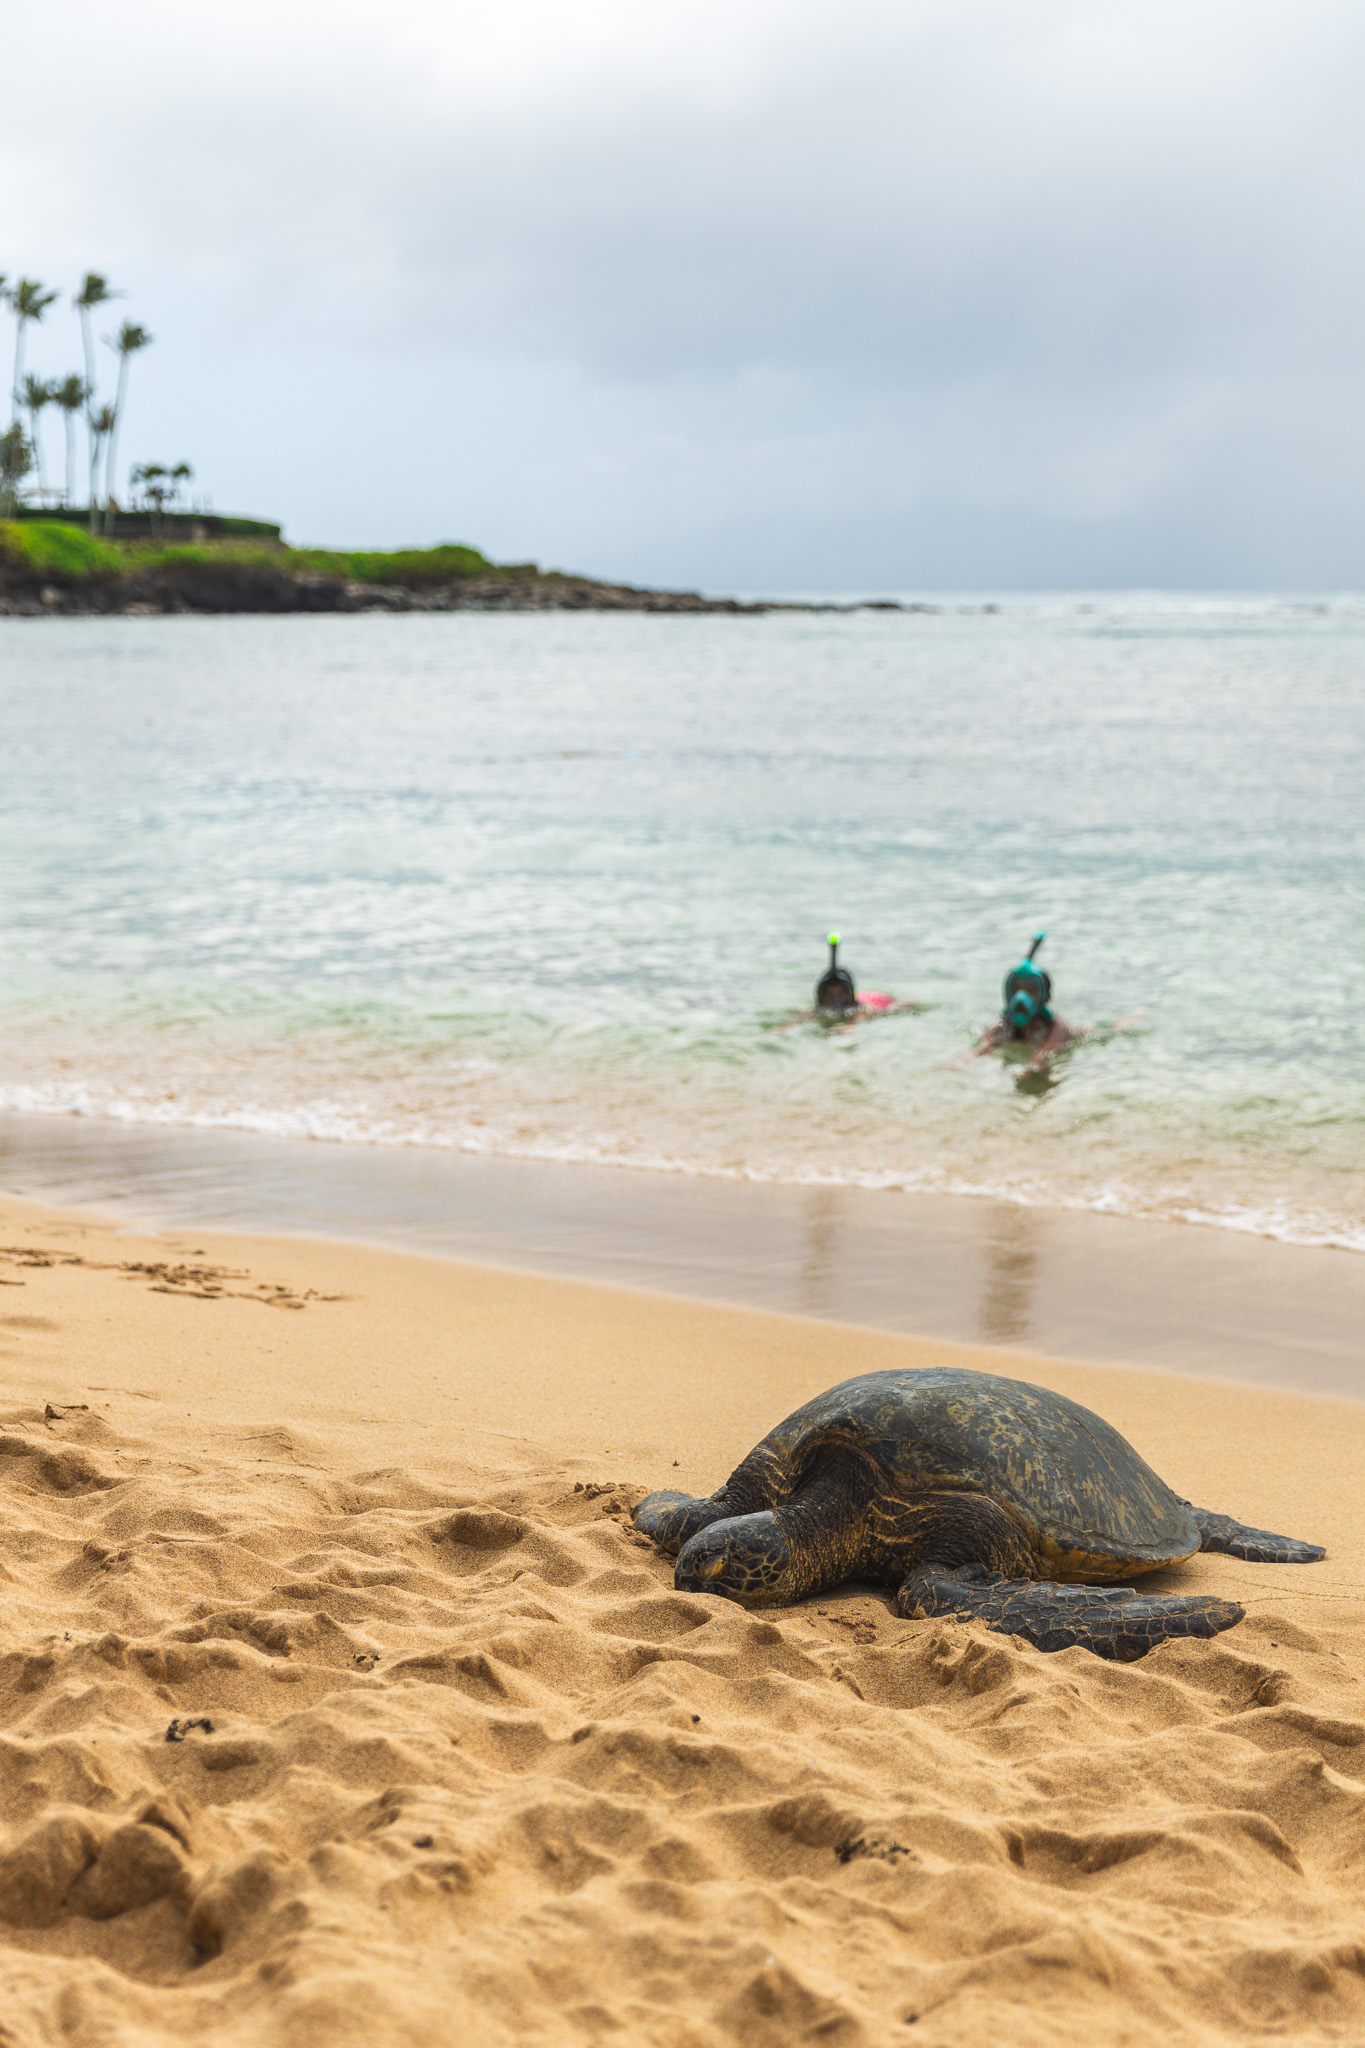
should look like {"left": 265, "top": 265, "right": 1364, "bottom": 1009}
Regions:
{"left": 1190, "top": 1507, "right": 1325, "bottom": 1565}
{"left": 897, "top": 1563, "right": 1244, "bottom": 1661}
{"left": 635, "top": 1447, "right": 789, "bottom": 1558}
{"left": 634, "top": 1491, "right": 720, "bottom": 1555}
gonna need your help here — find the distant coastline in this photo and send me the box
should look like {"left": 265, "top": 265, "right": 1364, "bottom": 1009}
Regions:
{"left": 0, "top": 515, "right": 913, "bottom": 617}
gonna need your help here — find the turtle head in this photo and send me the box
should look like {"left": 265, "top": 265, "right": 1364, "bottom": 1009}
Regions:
{"left": 674, "top": 1512, "right": 797, "bottom": 1607}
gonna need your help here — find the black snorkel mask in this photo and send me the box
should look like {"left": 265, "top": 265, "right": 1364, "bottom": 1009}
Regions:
{"left": 815, "top": 932, "right": 857, "bottom": 1014}
{"left": 1002, "top": 931, "right": 1052, "bottom": 1031}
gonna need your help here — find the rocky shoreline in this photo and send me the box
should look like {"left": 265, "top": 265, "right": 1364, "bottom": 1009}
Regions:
{"left": 0, "top": 556, "right": 916, "bottom": 618}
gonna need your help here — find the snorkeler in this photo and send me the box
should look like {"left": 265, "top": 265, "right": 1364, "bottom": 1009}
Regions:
{"left": 945, "top": 931, "right": 1072, "bottom": 1074}
{"left": 815, "top": 933, "right": 858, "bottom": 1014}
{"left": 769, "top": 934, "right": 913, "bottom": 1032}
{"left": 814, "top": 933, "right": 908, "bottom": 1018}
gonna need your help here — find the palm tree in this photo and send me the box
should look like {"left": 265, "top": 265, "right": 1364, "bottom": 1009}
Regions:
{"left": 89, "top": 403, "right": 117, "bottom": 518}
{"left": 51, "top": 374, "right": 88, "bottom": 508}
{"left": 73, "top": 273, "right": 118, "bottom": 392}
{"left": 0, "top": 424, "right": 32, "bottom": 514}
{"left": 101, "top": 320, "right": 153, "bottom": 532}
{"left": 130, "top": 460, "right": 165, "bottom": 533}
{"left": 8, "top": 279, "right": 58, "bottom": 426}
{"left": 74, "top": 273, "right": 121, "bottom": 527}
{"left": 131, "top": 459, "right": 194, "bottom": 537}
{"left": 22, "top": 375, "right": 54, "bottom": 504}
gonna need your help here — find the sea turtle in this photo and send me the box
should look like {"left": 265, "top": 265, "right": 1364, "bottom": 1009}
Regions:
{"left": 634, "top": 1367, "right": 1324, "bottom": 1660}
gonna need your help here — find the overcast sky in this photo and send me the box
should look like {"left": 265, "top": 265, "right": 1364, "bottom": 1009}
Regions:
{"left": 5, "top": 0, "right": 1364, "bottom": 589}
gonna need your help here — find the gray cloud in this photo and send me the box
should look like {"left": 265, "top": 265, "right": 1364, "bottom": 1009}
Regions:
{"left": 4, "top": 0, "right": 1364, "bottom": 585}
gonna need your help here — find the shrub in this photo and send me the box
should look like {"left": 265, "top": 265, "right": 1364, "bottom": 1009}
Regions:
{"left": 0, "top": 520, "right": 122, "bottom": 578}
{"left": 0, "top": 526, "right": 515, "bottom": 589}
{"left": 281, "top": 542, "right": 500, "bottom": 586}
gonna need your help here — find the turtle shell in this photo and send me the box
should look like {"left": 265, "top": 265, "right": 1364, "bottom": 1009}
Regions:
{"left": 756, "top": 1366, "right": 1200, "bottom": 1578}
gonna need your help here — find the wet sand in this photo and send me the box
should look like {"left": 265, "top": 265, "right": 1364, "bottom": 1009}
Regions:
{"left": 0, "top": 1189, "right": 1361, "bottom": 2044}
{"left": 2, "top": 1110, "right": 1364, "bottom": 1396}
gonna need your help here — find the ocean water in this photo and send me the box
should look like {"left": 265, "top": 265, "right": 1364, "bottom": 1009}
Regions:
{"left": 0, "top": 599, "right": 1361, "bottom": 1250}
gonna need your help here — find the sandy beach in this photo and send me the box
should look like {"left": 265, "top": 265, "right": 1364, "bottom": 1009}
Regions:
{"left": 0, "top": 1189, "right": 1359, "bottom": 2045}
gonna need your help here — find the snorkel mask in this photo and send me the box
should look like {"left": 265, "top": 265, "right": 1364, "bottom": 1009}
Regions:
{"left": 816, "top": 932, "right": 857, "bottom": 1014}
{"left": 1002, "top": 931, "right": 1052, "bottom": 1030}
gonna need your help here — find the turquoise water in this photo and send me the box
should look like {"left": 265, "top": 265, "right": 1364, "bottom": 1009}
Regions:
{"left": 0, "top": 600, "right": 1362, "bottom": 1247}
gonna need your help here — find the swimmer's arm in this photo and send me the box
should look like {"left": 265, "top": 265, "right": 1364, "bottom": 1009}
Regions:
{"left": 942, "top": 1021, "right": 1007, "bottom": 1070}
{"left": 1021, "top": 1015, "right": 1071, "bottom": 1072}
{"left": 1068, "top": 1008, "right": 1148, "bottom": 1047}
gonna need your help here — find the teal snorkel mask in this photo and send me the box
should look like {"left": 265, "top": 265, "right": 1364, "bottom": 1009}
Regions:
{"left": 1002, "top": 931, "right": 1052, "bottom": 1031}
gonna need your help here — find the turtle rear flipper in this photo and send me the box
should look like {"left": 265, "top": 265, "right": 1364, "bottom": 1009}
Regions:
{"left": 1191, "top": 1507, "right": 1325, "bottom": 1565}
{"left": 897, "top": 1563, "right": 1244, "bottom": 1662}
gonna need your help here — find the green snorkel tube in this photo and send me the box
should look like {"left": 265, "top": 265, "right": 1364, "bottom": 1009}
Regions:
{"left": 1002, "top": 930, "right": 1052, "bottom": 1033}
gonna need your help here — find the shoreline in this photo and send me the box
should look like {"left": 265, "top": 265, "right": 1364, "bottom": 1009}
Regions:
{"left": 0, "top": 556, "right": 912, "bottom": 619}
{"left": 0, "top": 1185, "right": 1361, "bottom": 2041}
{"left": 2, "top": 1108, "right": 1362, "bottom": 1398}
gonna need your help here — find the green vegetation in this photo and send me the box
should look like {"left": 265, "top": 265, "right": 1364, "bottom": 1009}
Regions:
{"left": 0, "top": 521, "right": 521, "bottom": 588}
{"left": 0, "top": 426, "right": 31, "bottom": 513}
{"left": 0, "top": 519, "right": 122, "bottom": 576}
{"left": 4, "top": 267, "right": 159, "bottom": 530}
{"left": 282, "top": 543, "right": 514, "bottom": 585}
{"left": 208, "top": 517, "right": 282, "bottom": 540}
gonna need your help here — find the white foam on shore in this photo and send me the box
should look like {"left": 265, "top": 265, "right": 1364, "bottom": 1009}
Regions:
{"left": 4, "top": 1081, "right": 1363, "bottom": 1257}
